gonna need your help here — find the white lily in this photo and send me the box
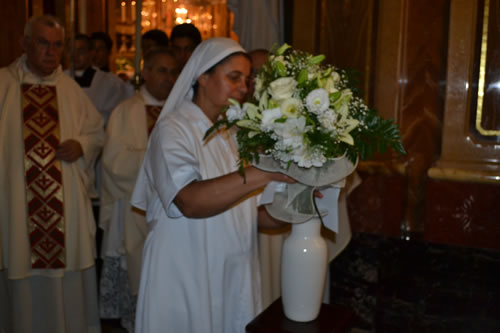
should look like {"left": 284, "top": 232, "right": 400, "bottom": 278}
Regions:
{"left": 260, "top": 107, "right": 283, "bottom": 132}
{"left": 244, "top": 102, "right": 261, "bottom": 120}
{"left": 236, "top": 119, "right": 261, "bottom": 131}
{"left": 333, "top": 89, "right": 353, "bottom": 111}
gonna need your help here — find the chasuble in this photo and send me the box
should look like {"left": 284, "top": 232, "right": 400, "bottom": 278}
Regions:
{"left": 100, "top": 86, "right": 163, "bottom": 294}
{"left": 0, "top": 56, "right": 104, "bottom": 279}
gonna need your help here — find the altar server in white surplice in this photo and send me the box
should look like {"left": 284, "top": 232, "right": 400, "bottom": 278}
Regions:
{"left": 99, "top": 48, "right": 178, "bottom": 332}
{"left": 66, "top": 33, "right": 133, "bottom": 126}
{"left": 66, "top": 33, "right": 133, "bottom": 224}
{"left": 131, "top": 38, "right": 296, "bottom": 333}
{"left": 0, "top": 16, "right": 104, "bottom": 333}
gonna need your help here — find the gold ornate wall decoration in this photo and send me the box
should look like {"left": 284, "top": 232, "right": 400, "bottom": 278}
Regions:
{"left": 114, "top": 0, "right": 235, "bottom": 76}
{"left": 476, "top": 0, "right": 500, "bottom": 136}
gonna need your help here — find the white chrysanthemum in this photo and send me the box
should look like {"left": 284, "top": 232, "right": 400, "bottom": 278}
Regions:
{"left": 268, "top": 77, "right": 297, "bottom": 101}
{"left": 270, "top": 144, "right": 293, "bottom": 168}
{"left": 280, "top": 98, "right": 302, "bottom": 118}
{"left": 292, "top": 146, "right": 327, "bottom": 168}
{"left": 305, "top": 88, "right": 329, "bottom": 115}
{"left": 260, "top": 107, "right": 282, "bottom": 132}
{"left": 318, "top": 109, "right": 338, "bottom": 130}
{"left": 226, "top": 103, "right": 246, "bottom": 122}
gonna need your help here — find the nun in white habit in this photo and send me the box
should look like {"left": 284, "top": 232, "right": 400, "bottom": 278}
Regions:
{"left": 131, "top": 37, "right": 294, "bottom": 333}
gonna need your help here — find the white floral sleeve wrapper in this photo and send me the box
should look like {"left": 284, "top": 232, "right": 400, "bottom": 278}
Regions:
{"left": 256, "top": 155, "right": 357, "bottom": 232}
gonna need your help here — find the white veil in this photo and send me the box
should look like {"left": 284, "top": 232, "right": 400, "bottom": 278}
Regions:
{"left": 157, "top": 37, "right": 245, "bottom": 123}
{"left": 131, "top": 37, "right": 246, "bottom": 212}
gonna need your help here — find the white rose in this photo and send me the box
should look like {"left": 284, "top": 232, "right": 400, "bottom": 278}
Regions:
{"left": 268, "top": 77, "right": 297, "bottom": 101}
{"left": 305, "top": 88, "right": 329, "bottom": 115}
{"left": 331, "top": 71, "right": 341, "bottom": 85}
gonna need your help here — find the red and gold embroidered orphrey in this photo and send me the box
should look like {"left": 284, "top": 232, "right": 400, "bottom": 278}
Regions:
{"left": 22, "top": 84, "right": 66, "bottom": 269}
{"left": 146, "top": 105, "right": 162, "bottom": 136}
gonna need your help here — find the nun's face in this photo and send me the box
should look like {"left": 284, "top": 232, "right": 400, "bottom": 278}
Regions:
{"left": 200, "top": 54, "right": 251, "bottom": 107}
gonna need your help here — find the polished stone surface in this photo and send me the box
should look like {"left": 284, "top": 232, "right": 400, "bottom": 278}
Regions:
{"left": 329, "top": 232, "right": 500, "bottom": 332}
{"left": 347, "top": 171, "right": 406, "bottom": 237}
{"left": 428, "top": 166, "right": 500, "bottom": 184}
{"left": 246, "top": 298, "right": 356, "bottom": 333}
{"left": 425, "top": 179, "right": 500, "bottom": 250}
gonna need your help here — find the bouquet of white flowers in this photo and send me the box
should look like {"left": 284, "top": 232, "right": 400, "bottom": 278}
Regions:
{"left": 205, "top": 43, "right": 405, "bottom": 228}
{"left": 205, "top": 43, "right": 405, "bottom": 176}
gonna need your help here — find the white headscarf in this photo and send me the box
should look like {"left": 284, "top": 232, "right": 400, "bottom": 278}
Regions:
{"left": 131, "top": 37, "right": 246, "bottom": 212}
{"left": 155, "top": 37, "right": 246, "bottom": 124}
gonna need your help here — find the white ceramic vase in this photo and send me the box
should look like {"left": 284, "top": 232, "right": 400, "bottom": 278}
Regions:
{"left": 281, "top": 216, "right": 328, "bottom": 322}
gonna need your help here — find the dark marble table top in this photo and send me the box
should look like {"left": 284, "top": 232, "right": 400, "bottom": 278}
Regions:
{"left": 246, "top": 298, "right": 356, "bottom": 333}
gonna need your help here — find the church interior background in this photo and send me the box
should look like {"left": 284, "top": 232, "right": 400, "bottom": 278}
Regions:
{"left": 1, "top": 0, "right": 499, "bottom": 331}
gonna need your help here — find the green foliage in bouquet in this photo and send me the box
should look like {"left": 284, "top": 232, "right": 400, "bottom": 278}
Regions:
{"left": 205, "top": 43, "right": 405, "bottom": 175}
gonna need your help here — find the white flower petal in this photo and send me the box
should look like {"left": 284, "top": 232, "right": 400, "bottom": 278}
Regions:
{"left": 305, "top": 88, "right": 330, "bottom": 115}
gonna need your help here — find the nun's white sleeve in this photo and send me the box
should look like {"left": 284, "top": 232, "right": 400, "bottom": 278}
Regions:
{"left": 148, "top": 121, "right": 201, "bottom": 218}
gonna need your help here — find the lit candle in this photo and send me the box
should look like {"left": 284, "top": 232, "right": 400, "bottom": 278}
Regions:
{"left": 79, "top": 0, "right": 87, "bottom": 32}
{"left": 69, "top": 0, "right": 75, "bottom": 78}
{"left": 134, "top": 0, "right": 142, "bottom": 89}
{"left": 131, "top": 1, "right": 136, "bottom": 21}
{"left": 121, "top": 1, "right": 126, "bottom": 22}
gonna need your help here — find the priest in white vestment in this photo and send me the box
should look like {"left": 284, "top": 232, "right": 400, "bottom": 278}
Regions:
{"left": 99, "top": 48, "right": 178, "bottom": 332}
{"left": 0, "top": 16, "right": 104, "bottom": 333}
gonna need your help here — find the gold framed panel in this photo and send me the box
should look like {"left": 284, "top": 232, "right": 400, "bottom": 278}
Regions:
{"left": 429, "top": 0, "right": 500, "bottom": 182}
{"left": 475, "top": 0, "right": 500, "bottom": 137}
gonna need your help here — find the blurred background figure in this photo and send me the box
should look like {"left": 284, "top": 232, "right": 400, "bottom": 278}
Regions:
{"left": 66, "top": 33, "right": 134, "bottom": 269}
{"left": 170, "top": 23, "right": 202, "bottom": 69}
{"left": 91, "top": 31, "right": 113, "bottom": 72}
{"left": 141, "top": 29, "right": 169, "bottom": 57}
{"left": 246, "top": 48, "right": 268, "bottom": 101}
{"left": 67, "top": 33, "right": 133, "bottom": 125}
{"left": 99, "top": 47, "right": 178, "bottom": 333}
